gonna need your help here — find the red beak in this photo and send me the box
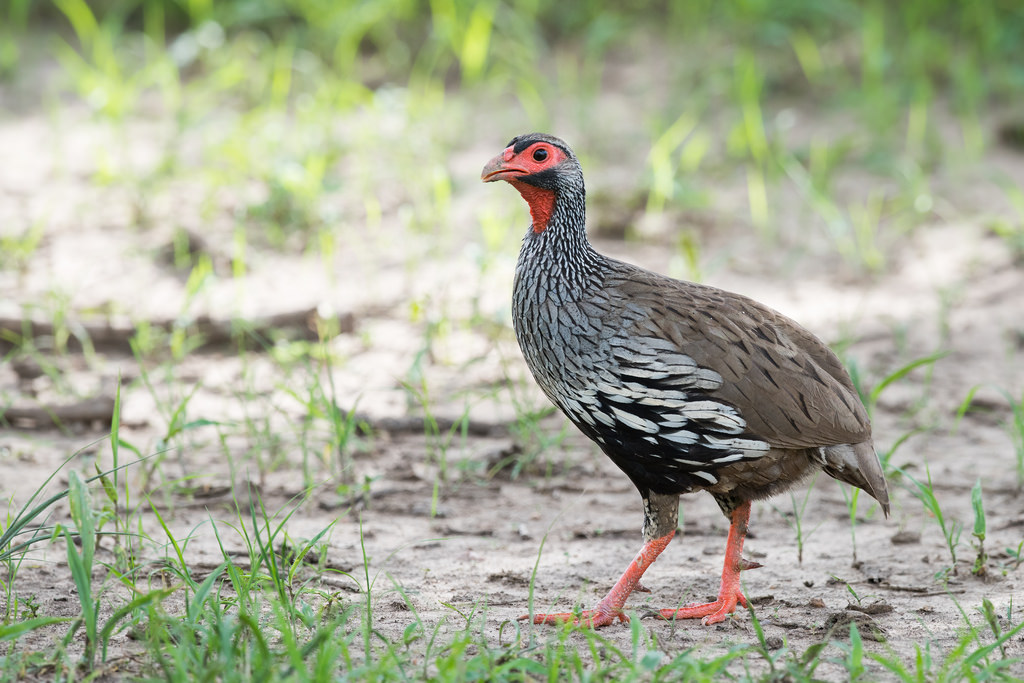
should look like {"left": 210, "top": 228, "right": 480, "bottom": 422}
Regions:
{"left": 481, "top": 148, "right": 527, "bottom": 182}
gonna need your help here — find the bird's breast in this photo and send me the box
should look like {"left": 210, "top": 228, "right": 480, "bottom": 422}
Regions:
{"left": 511, "top": 266, "right": 609, "bottom": 394}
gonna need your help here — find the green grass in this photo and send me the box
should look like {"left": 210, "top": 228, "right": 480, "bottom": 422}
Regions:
{"left": 970, "top": 479, "right": 988, "bottom": 577}
{"left": 3, "top": 0, "right": 1024, "bottom": 680}
{"left": 903, "top": 463, "right": 962, "bottom": 579}
{"left": 3, "top": 431, "right": 1023, "bottom": 680}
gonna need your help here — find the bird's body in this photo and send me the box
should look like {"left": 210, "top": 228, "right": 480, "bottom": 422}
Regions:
{"left": 483, "top": 133, "right": 889, "bottom": 627}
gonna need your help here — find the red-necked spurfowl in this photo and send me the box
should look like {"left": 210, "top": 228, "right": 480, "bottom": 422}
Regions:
{"left": 481, "top": 133, "right": 890, "bottom": 627}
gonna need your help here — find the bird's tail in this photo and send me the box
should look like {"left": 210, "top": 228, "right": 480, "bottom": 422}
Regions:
{"left": 819, "top": 441, "right": 891, "bottom": 517}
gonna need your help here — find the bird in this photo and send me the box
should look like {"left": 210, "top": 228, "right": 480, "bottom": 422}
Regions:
{"left": 481, "top": 132, "right": 890, "bottom": 628}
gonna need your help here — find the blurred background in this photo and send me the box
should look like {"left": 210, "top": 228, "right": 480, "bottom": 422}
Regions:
{"left": 5, "top": 0, "right": 1024, "bottom": 433}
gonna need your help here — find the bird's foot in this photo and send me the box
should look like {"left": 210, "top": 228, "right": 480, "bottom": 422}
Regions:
{"left": 518, "top": 532, "right": 675, "bottom": 629}
{"left": 650, "top": 587, "right": 747, "bottom": 625}
{"left": 519, "top": 606, "right": 628, "bottom": 628}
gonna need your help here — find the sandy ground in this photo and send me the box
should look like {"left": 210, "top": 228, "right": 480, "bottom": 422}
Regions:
{"left": 2, "top": 71, "right": 1024, "bottom": 678}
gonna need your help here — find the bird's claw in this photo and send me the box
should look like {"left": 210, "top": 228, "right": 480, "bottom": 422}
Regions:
{"left": 647, "top": 587, "right": 748, "bottom": 625}
{"left": 519, "top": 608, "right": 629, "bottom": 628}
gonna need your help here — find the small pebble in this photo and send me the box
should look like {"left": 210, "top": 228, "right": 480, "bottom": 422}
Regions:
{"left": 891, "top": 530, "right": 921, "bottom": 545}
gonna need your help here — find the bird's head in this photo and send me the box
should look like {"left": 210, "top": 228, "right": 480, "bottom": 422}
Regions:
{"left": 481, "top": 133, "right": 582, "bottom": 233}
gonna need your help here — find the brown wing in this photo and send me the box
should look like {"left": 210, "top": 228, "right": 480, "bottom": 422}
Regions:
{"left": 607, "top": 264, "right": 870, "bottom": 450}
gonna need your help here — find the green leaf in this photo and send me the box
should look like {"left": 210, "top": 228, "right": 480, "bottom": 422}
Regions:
{"left": 801, "top": 641, "right": 827, "bottom": 666}
{"left": 95, "top": 463, "right": 117, "bottom": 507}
{"left": 0, "top": 616, "right": 72, "bottom": 642}
{"left": 971, "top": 479, "right": 985, "bottom": 540}
{"left": 187, "top": 562, "right": 229, "bottom": 623}
{"left": 64, "top": 527, "right": 97, "bottom": 665}
{"left": 952, "top": 384, "right": 983, "bottom": 433}
{"left": 110, "top": 374, "right": 120, "bottom": 462}
{"left": 53, "top": 0, "right": 98, "bottom": 48}
{"left": 67, "top": 470, "right": 95, "bottom": 570}
{"left": 869, "top": 351, "right": 947, "bottom": 407}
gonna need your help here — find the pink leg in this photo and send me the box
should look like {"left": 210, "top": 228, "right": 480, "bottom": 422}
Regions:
{"left": 521, "top": 531, "right": 675, "bottom": 628}
{"left": 656, "top": 500, "right": 752, "bottom": 625}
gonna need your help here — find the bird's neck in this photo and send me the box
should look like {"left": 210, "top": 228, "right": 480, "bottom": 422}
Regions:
{"left": 510, "top": 180, "right": 556, "bottom": 234}
{"left": 516, "top": 184, "right": 603, "bottom": 286}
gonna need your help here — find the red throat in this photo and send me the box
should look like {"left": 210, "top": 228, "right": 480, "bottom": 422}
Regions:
{"left": 510, "top": 180, "right": 556, "bottom": 233}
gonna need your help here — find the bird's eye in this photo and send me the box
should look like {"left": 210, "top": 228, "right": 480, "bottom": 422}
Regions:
{"left": 533, "top": 147, "right": 549, "bottom": 162}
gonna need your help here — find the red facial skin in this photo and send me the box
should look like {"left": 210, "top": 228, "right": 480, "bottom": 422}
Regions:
{"left": 481, "top": 141, "right": 567, "bottom": 233}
